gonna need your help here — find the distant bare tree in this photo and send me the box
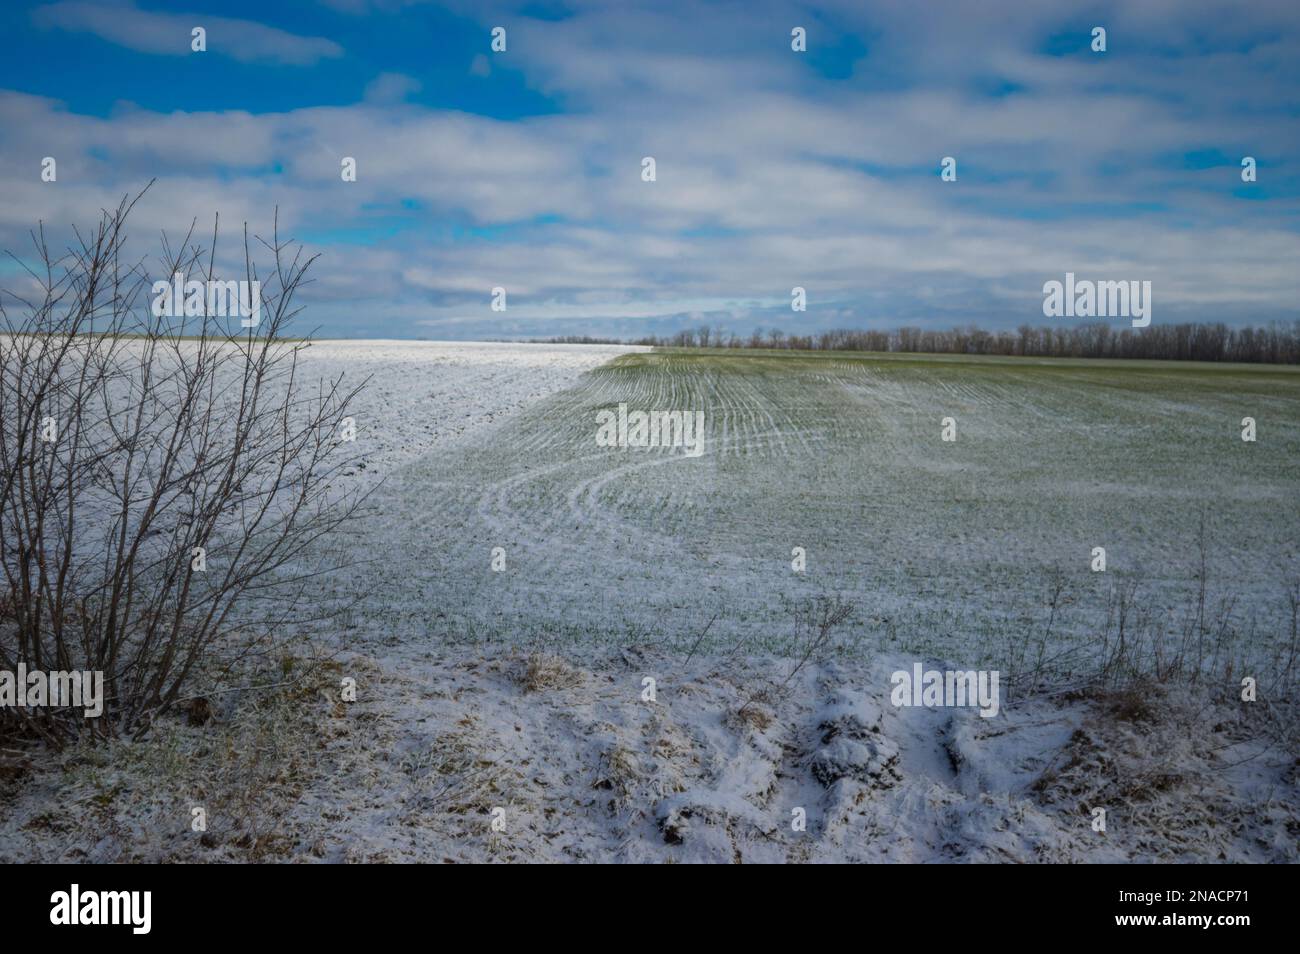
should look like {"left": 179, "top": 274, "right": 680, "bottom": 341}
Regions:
{"left": 0, "top": 188, "right": 367, "bottom": 746}
{"left": 630, "top": 320, "right": 1300, "bottom": 364}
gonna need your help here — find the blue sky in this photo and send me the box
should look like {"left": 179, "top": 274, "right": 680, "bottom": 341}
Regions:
{"left": 0, "top": 0, "right": 1297, "bottom": 339}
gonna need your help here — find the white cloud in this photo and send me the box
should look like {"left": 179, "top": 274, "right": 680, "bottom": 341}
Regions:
{"left": 32, "top": 1, "right": 344, "bottom": 65}
{"left": 364, "top": 73, "right": 422, "bottom": 104}
{"left": 5, "top": 0, "right": 1300, "bottom": 337}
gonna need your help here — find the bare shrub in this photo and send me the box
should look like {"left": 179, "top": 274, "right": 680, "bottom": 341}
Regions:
{"left": 781, "top": 595, "right": 856, "bottom": 685}
{"left": 0, "top": 189, "right": 367, "bottom": 746}
{"left": 1007, "top": 537, "right": 1298, "bottom": 707}
{"left": 737, "top": 594, "right": 855, "bottom": 718}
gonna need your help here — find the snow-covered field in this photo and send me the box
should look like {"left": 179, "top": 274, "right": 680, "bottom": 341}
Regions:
{"left": 3, "top": 341, "right": 1297, "bottom": 863}
{"left": 336, "top": 348, "right": 1300, "bottom": 680}
{"left": 290, "top": 339, "right": 645, "bottom": 486}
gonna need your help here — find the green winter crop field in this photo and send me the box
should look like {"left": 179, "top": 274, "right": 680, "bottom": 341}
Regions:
{"left": 340, "top": 349, "right": 1300, "bottom": 683}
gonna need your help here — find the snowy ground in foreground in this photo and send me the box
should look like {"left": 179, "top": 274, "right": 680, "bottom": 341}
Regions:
{"left": 2, "top": 341, "right": 1297, "bottom": 863}
{"left": 4, "top": 643, "right": 1295, "bottom": 863}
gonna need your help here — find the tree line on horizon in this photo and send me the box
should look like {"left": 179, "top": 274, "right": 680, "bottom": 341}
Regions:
{"left": 539, "top": 321, "right": 1300, "bottom": 364}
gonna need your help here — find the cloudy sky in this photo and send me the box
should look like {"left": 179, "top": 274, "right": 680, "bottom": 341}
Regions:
{"left": 0, "top": 0, "right": 1297, "bottom": 339}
